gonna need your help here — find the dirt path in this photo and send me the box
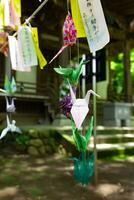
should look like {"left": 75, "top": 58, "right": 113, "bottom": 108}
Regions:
{"left": 0, "top": 153, "right": 134, "bottom": 200}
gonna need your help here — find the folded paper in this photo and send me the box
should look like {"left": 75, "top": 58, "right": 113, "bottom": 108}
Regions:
{"left": 31, "top": 27, "right": 47, "bottom": 69}
{"left": 72, "top": 116, "right": 93, "bottom": 152}
{"left": 0, "top": 1, "right": 4, "bottom": 27}
{"left": 0, "top": 32, "right": 8, "bottom": 56}
{"left": 78, "top": 0, "right": 110, "bottom": 52}
{"left": 0, "top": 115, "right": 22, "bottom": 139}
{"left": 54, "top": 58, "right": 89, "bottom": 85}
{"left": 49, "top": 13, "right": 77, "bottom": 64}
{"left": 70, "top": 0, "right": 86, "bottom": 38}
{"left": 4, "top": 76, "right": 17, "bottom": 94}
{"left": 5, "top": 96, "right": 16, "bottom": 113}
{"left": 18, "top": 26, "right": 38, "bottom": 68}
{"left": 9, "top": 0, "right": 21, "bottom": 26}
{"left": 71, "top": 152, "right": 94, "bottom": 185}
{"left": 70, "top": 84, "right": 100, "bottom": 129}
{"left": 59, "top": 86, "right": 76, "bottom": 118}
{"left": 8, "top": 35, "right": 31, "bottom": 71}
{"left": 1, "top": 0, "right": 21, "bottom": 27}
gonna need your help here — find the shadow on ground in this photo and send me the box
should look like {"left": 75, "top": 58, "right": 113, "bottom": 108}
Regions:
{"left": 0, "top": 152, "right": 134, "bottom": 200}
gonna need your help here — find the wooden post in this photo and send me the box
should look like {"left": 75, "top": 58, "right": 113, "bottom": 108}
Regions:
{"left": 123, "top": 40, "right": 132, "bottom": 102}
{"left": 92, "top": 52, "right": 98, "bottom": 185}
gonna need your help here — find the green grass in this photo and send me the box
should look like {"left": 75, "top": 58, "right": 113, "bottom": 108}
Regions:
{"left": 101, "top": 154, "right": 134, "bottom": 161}
{"left": 26, "top": 186, "right": 44, "bottom": 197}
{"left": 0, "top": 175, "right": 19, "bottom": 186}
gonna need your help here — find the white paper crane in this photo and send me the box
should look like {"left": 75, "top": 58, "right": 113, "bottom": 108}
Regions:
{"left": 5, "top": 96, "right": 16, "bottom": 113}
{"left": 0, "top": 88, "right": 7, "bottom": 94}
{"left": 0, "top": 115, "right": 22, "bottom": 140}
{"left": 69, "top": 84, "right": 100, "bottom": 129}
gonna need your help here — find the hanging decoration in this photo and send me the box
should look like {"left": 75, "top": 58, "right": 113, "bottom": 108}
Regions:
{"left": 54, "top": 58, "right": 89, "bottom": 85}
{"left": 9, "top": 0, "right": 21, "bottom": 27}
{"left": 0, "top": 0, "right": 21, "bottom": 29}
{"left": 71, "top": 105, "right": 94, "bottom": 185}
{"left": 72, "top": 116, "right": 93, "bottom": 152}
{"left": 0, "top": 75, "right": 21, "bottom": 140}
{"left": 0, "top": 0, "right": 108, "bottom": 185}
{"left": 71, "top": 152, "right": 94, "bottom": 185}
{"left": 31, "top": 27, "right": 47, "bottom": 69}
{"left": 69, "top": 84, "right": 100, "bottom": 129}
{"left": 0, "top": 0, "right": 21, "bottom": 56}
{"left": 3, "top": 76, "right": 17, "bottom": 94}
{"left": 17, "top": 26, "right": 38, "bottom": 68}
{"left": 70, "top": 0, "right": 86, "bottom": 38}
{"left": 2, "top": 76, "right": 17, "bottom": 113}
{"left": 0, "top": 0, "right": 49, "bottom": 142}
{"left": 49, "top": 12, "right": 77, "bottom": 64}
{"left": 59, "top": 85, "right": 76, "bottom": 118}
{"left": 5, "top": 96, "right": 16, "bottom": 113}
{"left": 0, "top": 115, "right": 22, "bottom": 140}
{"left": 8, "top": 26, "right": 47, "bottom": 71}
{"left": 0, "top": 0, "right": 48, "bottom": 70}
{"left": 0, "top": 32, "right": 8, "bottom": 56}
{"left": 8, "top": 35, "right": 31, "bottom": 72}
{"left": 54, "top": 58, "right": 89, "bottom": 118}
{"left": 78, "top": 0, "right": 110, "bottom": 52}
{"left": 53, "top": 55, "right": 100, "bottom": 184}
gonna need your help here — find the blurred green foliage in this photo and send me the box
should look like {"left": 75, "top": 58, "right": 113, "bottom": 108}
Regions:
{"left": 110, "top": 49, "right": 134, "bottom": 100}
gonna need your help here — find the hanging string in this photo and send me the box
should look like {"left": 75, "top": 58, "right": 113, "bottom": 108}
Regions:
{"left": 67, "top": 0, "right": 70, "bottom": 12}
{"left": 75, "top": 0, "right": 81, "bottom": 98}
{"left": 66, "top": 0, "right": 72, "bottom": 64}
{"left": 0, "top": 0, "right": 49, "bottom": 52}
{"left": 25, "top": 0, "right": 48, "bottom": 23}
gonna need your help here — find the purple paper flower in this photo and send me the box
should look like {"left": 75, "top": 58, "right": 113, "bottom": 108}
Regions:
{"left": 59, "top": 87, "right": 76, "bottom": 118}
{"left": 59, "top": 94, "right": 72, "bottom": 118}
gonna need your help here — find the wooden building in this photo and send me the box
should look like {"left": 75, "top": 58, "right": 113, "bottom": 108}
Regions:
{"left": 0, "top": 0, "right": 134, "bottom": 125}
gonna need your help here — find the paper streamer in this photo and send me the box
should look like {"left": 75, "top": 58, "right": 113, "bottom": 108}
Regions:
{"left": 70, "top": 0, "right": 86, "bottom": 38}
{"left": 78, "top": 0, "right": 110, "bottom": 52}
{"left": 0, "top": 1, "right": 4, "bottom": 27}
{"left": 18, "top": 26, "right": 38, "bottom": 68}
{"left": 9, "top": 0, "right": 21, "bottom": 26}
{"left": 3, "top": 0, "right": 10, "bottom": 26}
{"left": 8, "top": 35, "right": 31, "bottom": 71}
{"left": 31, "top": 27, "right": 47, "bottom": 69}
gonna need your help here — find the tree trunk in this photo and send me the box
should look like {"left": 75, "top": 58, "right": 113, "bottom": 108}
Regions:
{"left": 123, "top": 40, "right": 132, "bottom": 102}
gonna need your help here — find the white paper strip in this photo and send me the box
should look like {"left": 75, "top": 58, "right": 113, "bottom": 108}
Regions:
{"left": 78, "top": 0, "right": 110, "bottom": 52}
{"left": 18, "top": 26, "right": 38, "bottom": 68}
{"left": 3, "top": 0, "right": 10, "bottom": 26}
{"left": 8, "top": 35, "right": 31, "bottom": 71}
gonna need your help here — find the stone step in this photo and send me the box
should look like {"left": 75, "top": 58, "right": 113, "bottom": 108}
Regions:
{"left": 90, "top": 133, "right": 134, "bottom": 144}
{"left": 90, "top": 142, "right": 134, "bottom": 151}
{"left": 89, "top": 142, "right": 134, "bottom": 158}
{"left": 57, "top": 126, "right": 134, "bottom": 158}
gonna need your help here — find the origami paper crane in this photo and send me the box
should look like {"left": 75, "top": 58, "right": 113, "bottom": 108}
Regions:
{"left": 72, "top": 116, "right": 93, "bottom": 152}
{"left": 71, "top": 152, "right": 94, "bottom": 185}
{"left": 69, "top": 84, "right": 100, "bottom": 129}
{"left": 5, "top": 96, "right": 16, "bottom": 113}
{"left": 0, "top": 115, "right": 22, "bottom": 140}
{"left": 49, "top": 12, "right": 77, "bottom": 64}
{"left": 54, "top": 58, "right": 89, "bottom": 85}
{"left": 4, "top": 76, "right": 17, "bottom": 94}
{"left": 0, "top": 88, "right": 7, "bottom": 94}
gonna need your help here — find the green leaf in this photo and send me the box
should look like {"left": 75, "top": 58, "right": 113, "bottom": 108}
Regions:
{"left": 85, "top": 116, "right": 94, "bottom": 142}
{"left": 73, "top": 128, "right": 87, "bottom": 152}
